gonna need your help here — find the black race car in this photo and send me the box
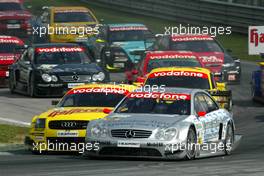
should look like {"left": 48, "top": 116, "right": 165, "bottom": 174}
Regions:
{"left": 8, "top": 43, "right": 109, "bottom": 97}
{"left": 151, "top": 34, "right": 241, "bottom": 84}
{"left": 84, "top": 23, "right": 154, "bottom": 71}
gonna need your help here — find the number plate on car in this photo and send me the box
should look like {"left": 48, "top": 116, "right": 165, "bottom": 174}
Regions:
{"left": 68, "top": 83, "right": 85, "bottom": 88}
{"left": 117, "top": 141, "right": 140, "bottom": 148}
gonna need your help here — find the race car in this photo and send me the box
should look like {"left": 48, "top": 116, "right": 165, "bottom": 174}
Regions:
{"left": 251, "top": 62, "right": 264, "bottom": 102}
{"left": 84, "top": 88, "right": 241, "bottom": 160}
{"left": 33, "top": 6, "right": 98, "bottom": 43}
{"left": 85, "top": 23, "right": 154, "bottom": 71}
{"left": 8, "top": 43, "right": 109, "bottom": 97}
{"left": 0, "top": 0, "right": 32, "bottom": 39}
{"left": 144, "top": 67, "right": 233, "bottom": 111}
{"left": 125, "top": 51, "right": 204, "bottom": 84}
{"left": 152, "top": 35, "right": 241, "bottom": 84}
{"left": 25, "top": 83, "right": 137, "bottom": 153}
{"left": 0, "top": 35, "right": 24, "bottom": 86}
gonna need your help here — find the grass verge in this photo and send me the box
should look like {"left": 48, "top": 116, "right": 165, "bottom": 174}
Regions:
{"left": 25, "top": 0, "right": 262, "bottom": 62}
{"left": 0, "top": 124, "right": 28, "bottom": 144}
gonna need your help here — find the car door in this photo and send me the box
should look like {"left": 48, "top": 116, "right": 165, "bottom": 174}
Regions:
{"left": 16, "top": 48, "right": 32, "bottom": 84}
{"left": 194, "top": 93, "right": 219, "bottom": 142}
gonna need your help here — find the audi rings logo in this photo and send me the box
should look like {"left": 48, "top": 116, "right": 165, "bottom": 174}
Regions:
{"left": 72, "top": 75, "right": 79, "bottom": 81}
{"left": 61, "top": 121, "right": 77, "bottom": 128}
{"left": 125, "top": 130, "right": 135, "bottom": 138}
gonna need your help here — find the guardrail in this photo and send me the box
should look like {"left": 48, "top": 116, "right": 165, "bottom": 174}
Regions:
{"left": 84, "top": 0, "right": 264, "bottom": 34}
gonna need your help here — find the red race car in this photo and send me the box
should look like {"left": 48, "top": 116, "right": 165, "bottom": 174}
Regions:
{"left": 125, "top": 51, "right": 203, "bottom": 84}
{"left": 0, "top": 35, "right": 24, "bottom": 86}
{"left": 0, "top": 0, "right": 32, "bottom": 39}
{"left": 152, "top": 34, "right": 241, "bottom": 83}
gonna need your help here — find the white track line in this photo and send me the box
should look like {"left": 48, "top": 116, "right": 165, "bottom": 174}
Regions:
{"left": 0, "top": 117, "right": 30, "bottom": 127}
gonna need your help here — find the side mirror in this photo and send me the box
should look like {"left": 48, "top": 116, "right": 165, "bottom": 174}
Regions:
{"left": 96, "top": 39, "right": 106, "bottom": 43}
{"left": 136, "top": 77, "right": 146, "bottom": 83}
{"left": 227, "top": 49, "right": 232, "bottom": 53}
{"left": 131, "top": 70, "right": 138, "bottom": 75}
{"left": 216, "top": 82, "right": 226, "bottom": 90}
{"left": 51, "top": 100, "right": 59, "bottom": 106}
{"left": 103, "top": 108, "right": 112, "bottom": 114}
{"left": 197, "top": 111, "right": 206, "bottom": 117}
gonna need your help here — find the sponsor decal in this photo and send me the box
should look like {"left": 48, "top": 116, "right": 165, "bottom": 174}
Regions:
{"left": 57, "top": 131, "right": 79, "bottom": 137}
{"left": 0, "top": 38, "right": 20, "bottom": 44}
{"left": 0, "top": 0, "right": 20, "bottom": 3}
{"left": 128, "top": 92, "right": 190, "bottom": 100}
{"left": 67, "top": 87, "right": 130, "bottom": 95}
{"left": 171, "top": 35, "right": 213, "bottom": 42}
{"left": 199, "top": 55, "right": 223, "bottom": 63}
{"left": 48, "top": 108, "right": 103, "bottom": 117}
{"left": 0, "top": 55, "right": 15, "bottom": 61}
{"left": 248, "top": 26, "right": 264, "bottom": 55}
{"left": 35, "top": 47, "right": 84, "bottom": 53}
{"left": 148, "top": 70, "right": 208, "bottom": 78}
{"left": 149, "top": 54, "right": 196, "bottom": 60}
{"left": 109, "top": 26, "right": 148, "bottom": 31}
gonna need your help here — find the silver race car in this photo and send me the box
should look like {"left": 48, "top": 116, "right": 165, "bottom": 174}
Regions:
{"left": 84, "top": 88, "right": 241, "bottom": 160}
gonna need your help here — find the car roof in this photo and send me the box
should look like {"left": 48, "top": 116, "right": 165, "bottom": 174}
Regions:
{"left": 149, "top": 67, "right": 211, "bottom": 74}
{"left": 70, "top": 83, "right": 137, "bottom": 92}
{"left": 33, "top": 43, "right": 80, "bottom": 48}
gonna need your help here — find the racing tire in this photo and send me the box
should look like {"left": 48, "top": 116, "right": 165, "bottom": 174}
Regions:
{"left": 224, "top": 123, "right": 234, "bottom": 155}
{"left": 28, "top": 75, "right": 37, "bottom": 97}
{"left": 185, "top": 127, "right": 197, "bottom": 160}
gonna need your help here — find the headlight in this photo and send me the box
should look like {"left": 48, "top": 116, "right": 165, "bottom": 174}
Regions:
{"left": 155, "top": 128, "right": 177, "bottom": 141}
{"left": 51, "top": 75, "right": 58, "bottom": 82}
{"left": 91, "top": 125, "right": 108, "bottom": 138}
{"left": 41, "top": 74, "right": 52, "bottom": 82}
{"left": 92, "top": 72, "right": 105, "bottom": 81}
{"left": 35, "top": 118, "right": 46, "bottom": 129}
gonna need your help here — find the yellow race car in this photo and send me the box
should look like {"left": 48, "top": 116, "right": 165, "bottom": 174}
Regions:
{"left": 25, "top": 83, "right": 136, "bottom": 153}
{"left": 144, "top": 67, "right": 232, "bottom": 110}
{"left": 40, "top": 6, "right": 98, "bottom": 43}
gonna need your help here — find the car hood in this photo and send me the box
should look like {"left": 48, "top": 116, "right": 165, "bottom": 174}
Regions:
{"left": 101, "top": 113, "right": 189, "bottom": 130}
{"left": 36, "top": 63, "right": 100, "bottom": 74}
{"left": 111, "top": 41, "right": 146, "bottom": 63}
{"left": 0, "top": 53, "right": 20, "bottom": 65}
{"left": 0, "top": 10, "right": 31, "bottom": 20}
{"left": 38, "top": 107, "right": 112, "bottom": 122}
{"left": 195, "top": 52, "right": 224, "bottom": 73}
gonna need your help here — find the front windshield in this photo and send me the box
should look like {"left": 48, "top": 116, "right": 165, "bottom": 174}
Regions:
{"left": 147, "top": 58, "right": 201, "bottom": 73}
{"left": 35, "top": 47, "right": 90, "bottom": 65}
{"left": 54, "top": 12, "right": 96, "bottom": 23}
{"left": 0, "top": 43, "right": 21, "bottom": 53}
{"left": 109, "top": 30, "right": 150, "bottom": 42}
{"left": 0, "top": 3, "right": 22, "bottom": 11}
{"left": 171, "top": 41, "right": 223, "bottom": 52}
{"left": 146, "top": 76, "right": 210, "bottom": 89}
{"left": 59, "top": 93, "right": 125, "bottom": 107}
{"left": 115, "top": 95, "right": 190, "bottom": 115}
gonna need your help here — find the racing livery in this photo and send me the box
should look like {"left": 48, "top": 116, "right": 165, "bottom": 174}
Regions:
{"left": 144, "top": 67, "right": 233, "bottom": 111}
{"left": 8, "top": 43, "right": 109, "bottom": 97}
{"left": 0, "top": 35, "right": 24, "bottom": 85}
{"left": 34, "top": 6, "right": 98, "bottom": 43}
{"left": 85, "top": 23, "right": 153, "bottom": 71}
{"left": 251, "top": 62, "right": 264, "bottom": 102}
{"left": 84, "top": 88, "right": 241, "bottom": 160}
{"left": 152, "top": 35, "right": 241, "bottom": 83}
{"left": 125, "top": 51, "right": 203, "bottom": 84}
{"left": 0, "top": 0, "right": 32, "bottom": 38}
{"left": 25, "top": 83, "right": 137, "bottom": 153}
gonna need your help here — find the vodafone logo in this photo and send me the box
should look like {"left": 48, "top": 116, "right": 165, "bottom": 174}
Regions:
{"left": 68, "top": 87, "right": 129, "bottom": 95}
{"left": 171, "top": 36, "right": 213, "bottom": 42}
{"left": 109, "top": 26, "right": 148, "bottom": 31}
{"left": 35, "top": 47, "right": 83, "bottom": 53}
{"left": 149, "top": 54, "right": 196, "bottom": 60}
{"left": 128, "top": 92, "right": 190, "bottom": 100}
{"left": 148, "top": 70, "right": 207, "bottom": 78}
{"left": 0, "top": 39, "right": 20, "bottom": 44}
{"left": 248, "top": 26, "right": 264, "bottom": 55}
{"left": 0, "top": 55, "right": 15, "bottom": 61}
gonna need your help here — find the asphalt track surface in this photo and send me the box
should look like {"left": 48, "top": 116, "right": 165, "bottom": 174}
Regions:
{"left": 0, "top": 61, "right": 264, "bottom": 176}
